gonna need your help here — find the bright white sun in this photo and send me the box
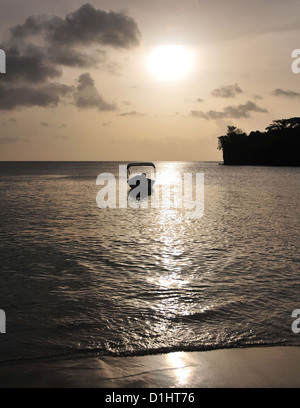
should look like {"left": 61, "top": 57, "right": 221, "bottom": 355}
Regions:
{"left": 147, "top": 45, "right": 195, "bottom": 82}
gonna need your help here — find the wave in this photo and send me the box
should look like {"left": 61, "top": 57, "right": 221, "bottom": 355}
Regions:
{"left": 0, "top": 339, "right": 291, "bottom": 367}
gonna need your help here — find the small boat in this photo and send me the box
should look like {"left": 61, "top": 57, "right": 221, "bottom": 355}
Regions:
{"left": 127, "top": 162, "right": 156, "bottom": 195}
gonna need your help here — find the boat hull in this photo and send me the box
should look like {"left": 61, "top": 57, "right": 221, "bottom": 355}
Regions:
{"left": 128, "top": 174, "right": 154, "bottom": 197}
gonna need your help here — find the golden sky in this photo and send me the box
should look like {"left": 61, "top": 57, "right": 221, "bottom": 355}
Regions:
{"left": 0, "top": 0, "right": 300, "bottom": 161}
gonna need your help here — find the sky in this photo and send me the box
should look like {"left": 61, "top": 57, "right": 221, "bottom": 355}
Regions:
{"left": 0, "top": 0, "right": 300, "bottom": 161}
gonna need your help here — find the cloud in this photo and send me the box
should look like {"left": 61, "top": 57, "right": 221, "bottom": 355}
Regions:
{"left": 41, "top": 122, "right": 66, "bottom": 128}
{"left": 190, "top": 110, "right": 208, "bottom": 119}
{"left": 2, "top": 4, "right": 141, "bottom": 77}
{"left": 191, "top": 100, "right": 268, "bottom": 120}
{"left": 11, "top": 4, "right": 141, "bottom": 49}
{"left": 0, "top": 136, "right": 28, "bottom": 143}
{"left": 74, "top": 73, "right": 116, "bottom": 111}
{"left": 118, "top": 110, "right": 147, "bottom": 117}
{"left": 8, "top": 3, "right": 141, "bottom": 72}
{"left": 0, "top": 83, "right": 73, "bottom": 110}
{"left": 0, "top": 71, "right": 114, "bottom": 112}
{"left": 4, "top": 45, "right": 61, "bottom": 83}
{"left": 273, "top": 88, "right": 300, "bottom": 98}
{"left": 0, "top": 4, "right": 141, "bottom": 111}
{"left": 47, "top": 46, "right": 97, "bottom": 68}
{"left": 212, "top": 84, "right": 243, "bottom": 98}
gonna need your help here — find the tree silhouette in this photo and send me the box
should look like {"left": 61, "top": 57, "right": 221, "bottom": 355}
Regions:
{"left": 218, "top": 118, "right": 300, "bottom": 166}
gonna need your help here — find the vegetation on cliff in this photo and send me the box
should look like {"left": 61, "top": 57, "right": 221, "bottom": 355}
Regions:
{"left": 218, "top": 118, "right": 300, "bottom": 166}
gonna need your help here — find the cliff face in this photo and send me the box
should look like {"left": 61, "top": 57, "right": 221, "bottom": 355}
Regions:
{"left": 218, "top": 119, "right": 300, "bottom": 166}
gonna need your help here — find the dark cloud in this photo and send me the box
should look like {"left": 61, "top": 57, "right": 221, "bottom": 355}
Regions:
{"left": 0, "top": 4, "right": 140, "bottom": 111}
{"left": 10, "top": 3, "right": 141, "bottom": 49}
{"left": 74, "top": 73, "right": 116, "bottom": 111}
{"left": 10, "top": 15, "right": 46, "bottom": 38}
{"left": 191, "top": 101, "right": 268, "bottom": 120}
{"left": 54, "top": 4, "right": 141, "bottom": 48}
{"left": 212, "top": 84, "right": 243, "bottom": 98}
{"left": 46, "top": 46, "right": 97, "bottom": 68}
{"left": 273, "top": 88, "right": 300, "bottom": 98}
{"left": 211, "top": 100, "right": 268, "bottom": 118}
{"left": 0, "top": 82, "right": 73, "bottom": 110}
{"left": 4, "top": 45, "right": 61, "bottom": 83}
{"left": 0, "top": 70, "right": 114, "bottom": 113}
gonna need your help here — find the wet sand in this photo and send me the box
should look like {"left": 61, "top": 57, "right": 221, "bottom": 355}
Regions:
{"left": 0, "top": 346, "right": 300, "bottom": 388}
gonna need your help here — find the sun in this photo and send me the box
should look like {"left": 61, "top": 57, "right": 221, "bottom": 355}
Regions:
{"left": 147, "top": 45, "right": 195, "bottom": 82}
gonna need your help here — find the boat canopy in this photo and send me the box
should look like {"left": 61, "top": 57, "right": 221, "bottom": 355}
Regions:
{"left": 127, "top": 162, "right": 156, "bottom": 179}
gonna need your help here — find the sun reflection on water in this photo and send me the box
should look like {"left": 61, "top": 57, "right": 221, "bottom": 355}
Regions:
{"left": 146, "top": 176, "right": 193, "bottom": 327}
{"left": 149, "top": 205, "right": 190, "bottom": 290}
{"left": 166, "top": 352, "right": 192, "bottom": 386}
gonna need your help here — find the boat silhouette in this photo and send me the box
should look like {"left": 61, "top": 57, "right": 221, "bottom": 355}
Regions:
{"left": 127, "top": 162, "right": 156, "bottom": 198}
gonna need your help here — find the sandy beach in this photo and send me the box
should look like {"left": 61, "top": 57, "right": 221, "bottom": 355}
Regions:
{"left": 0, "top": 346, "right": 300, "bottom": 388}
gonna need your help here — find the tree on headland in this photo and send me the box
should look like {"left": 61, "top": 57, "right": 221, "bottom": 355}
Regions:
{"left": 218, "top": 118, "right": 300, "bottom": 166}
{"left": 265, "top": 117, "right": 300, "bottom": 132}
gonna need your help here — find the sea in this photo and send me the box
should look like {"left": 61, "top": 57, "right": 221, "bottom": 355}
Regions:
{"left": 0, "top": 161, "right": 299, "bottom": 365}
